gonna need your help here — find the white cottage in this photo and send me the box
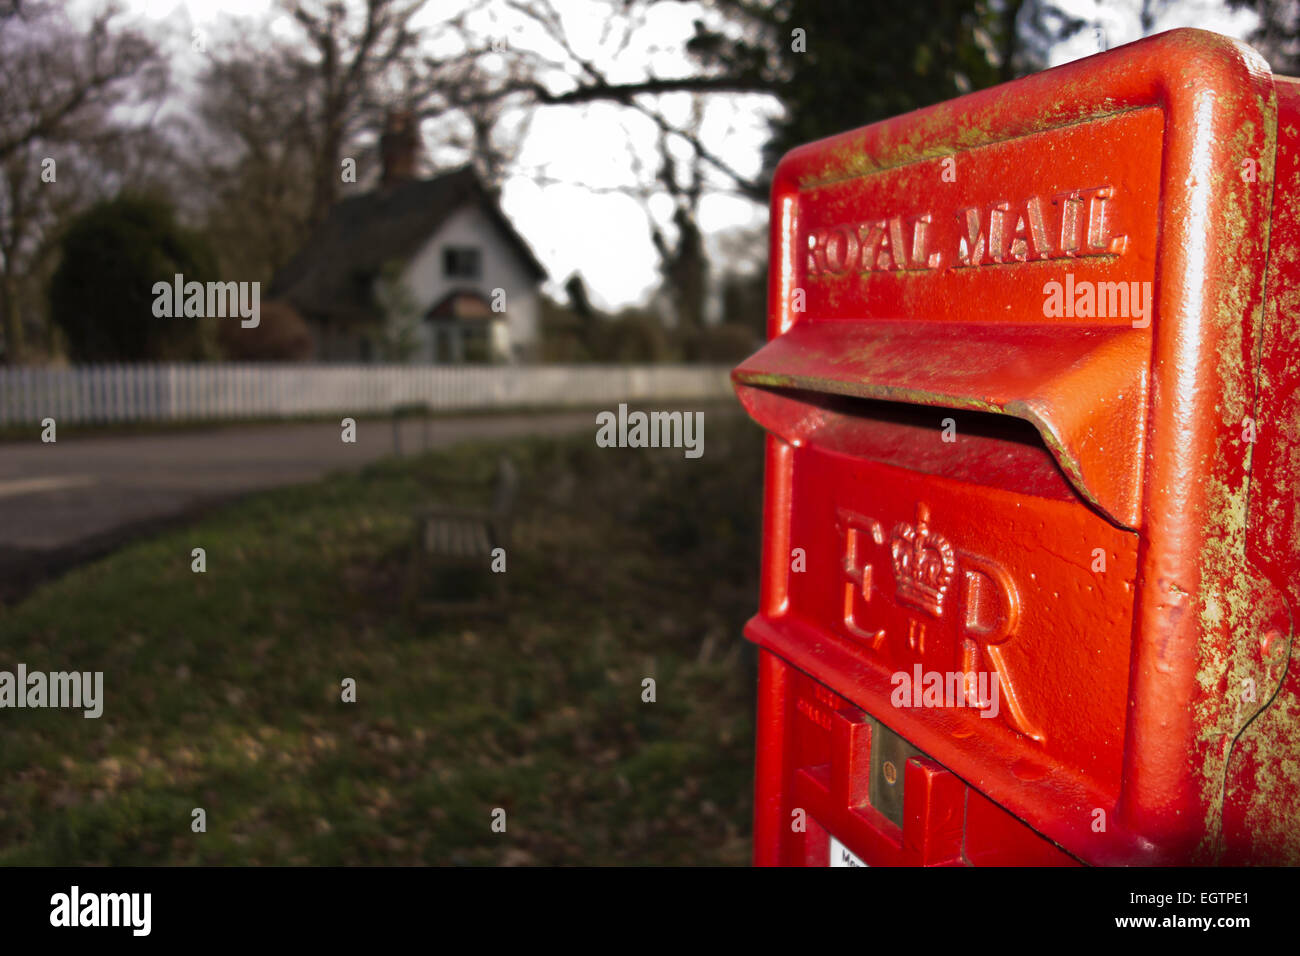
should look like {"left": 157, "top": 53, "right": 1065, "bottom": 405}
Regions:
{"left": 270, "top": 122, "right": 545, "bottom": 363}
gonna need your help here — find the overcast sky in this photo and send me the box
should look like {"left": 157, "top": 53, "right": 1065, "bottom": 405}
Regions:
{"left": 113, "top": 0, "right": 1256, "bottom": 310}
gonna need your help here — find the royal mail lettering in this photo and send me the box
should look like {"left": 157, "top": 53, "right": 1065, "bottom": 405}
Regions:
{"left": 806, "top": 186, "right": 1126, "bottom": 276}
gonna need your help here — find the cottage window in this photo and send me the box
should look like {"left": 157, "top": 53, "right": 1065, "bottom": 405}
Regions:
{"left": 443, "top": 246, "right": 482, "bottom": 279}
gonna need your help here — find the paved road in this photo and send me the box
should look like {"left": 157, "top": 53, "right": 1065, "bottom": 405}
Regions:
{"left": 0, "top": 411, "right": 602, "bottom": 554}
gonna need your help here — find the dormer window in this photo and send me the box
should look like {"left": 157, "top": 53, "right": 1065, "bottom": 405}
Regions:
{"left": 443, "top": 246, "right": 481, "bottom": 279}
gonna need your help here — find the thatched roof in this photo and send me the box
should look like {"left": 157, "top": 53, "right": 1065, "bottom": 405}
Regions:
{"left": 269, "top": 167, "right": 546, "bottom": 325}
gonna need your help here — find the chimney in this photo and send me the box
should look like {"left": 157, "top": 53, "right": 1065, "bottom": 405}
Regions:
{"left": 380, "top": 110, "right": 419, "bottom": 187}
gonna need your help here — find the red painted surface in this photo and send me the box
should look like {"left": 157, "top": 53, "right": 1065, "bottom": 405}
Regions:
{"left": 734, "top": 29, "right": 1300, "bottom": 866}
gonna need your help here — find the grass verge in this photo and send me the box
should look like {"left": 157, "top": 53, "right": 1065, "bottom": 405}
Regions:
{"left": 0, "top": 415, "right": 765, "bottom": 865}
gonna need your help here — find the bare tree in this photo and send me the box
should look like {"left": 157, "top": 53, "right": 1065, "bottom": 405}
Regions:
{"left": 0, "top": 0, "right": 167, "bottom": 362}
{"left": 1230, "top": 0, "right": 1300, "bottom": 73}
{"left": 189, "top": 0, "right": 512, "bottom": 283}
{"left": 649, "top": 99, "right": 709, "bottom": 333}
{"left": 455, "top": 0, "right": 774, "bottom": 336}
{"left": 189, "top": 37, "right": 319, "bottom": 282}
{"left": 476, "top": 0, "right": 774, "bottom": 198}
{"left": 277, "top": 0, "right": 473, "bottom": 223}
{"left": 0, "top": 1, "right": 165, "bottom": 160}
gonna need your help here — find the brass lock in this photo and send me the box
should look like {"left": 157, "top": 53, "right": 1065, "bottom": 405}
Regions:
{"left": 868, "top": 718, "right": 927, "bottom": 830}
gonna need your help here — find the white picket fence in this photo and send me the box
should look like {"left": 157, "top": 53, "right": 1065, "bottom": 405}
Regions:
{"left": 0, "top": 363, "right": 736, "bottom": 427}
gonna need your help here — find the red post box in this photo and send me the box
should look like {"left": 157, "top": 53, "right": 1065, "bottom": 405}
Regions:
{"left": 733, "top": 28, "right": 1300, "bottom": 866}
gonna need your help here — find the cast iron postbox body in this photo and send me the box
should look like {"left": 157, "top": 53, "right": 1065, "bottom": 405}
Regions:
{"left": 733, "top": 29, "right": 1300, "bottom": 866}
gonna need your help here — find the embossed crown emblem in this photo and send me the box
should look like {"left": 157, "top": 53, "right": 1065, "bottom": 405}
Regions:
{"left": 890, "top": 503, "right": 956, "bottom": 617}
